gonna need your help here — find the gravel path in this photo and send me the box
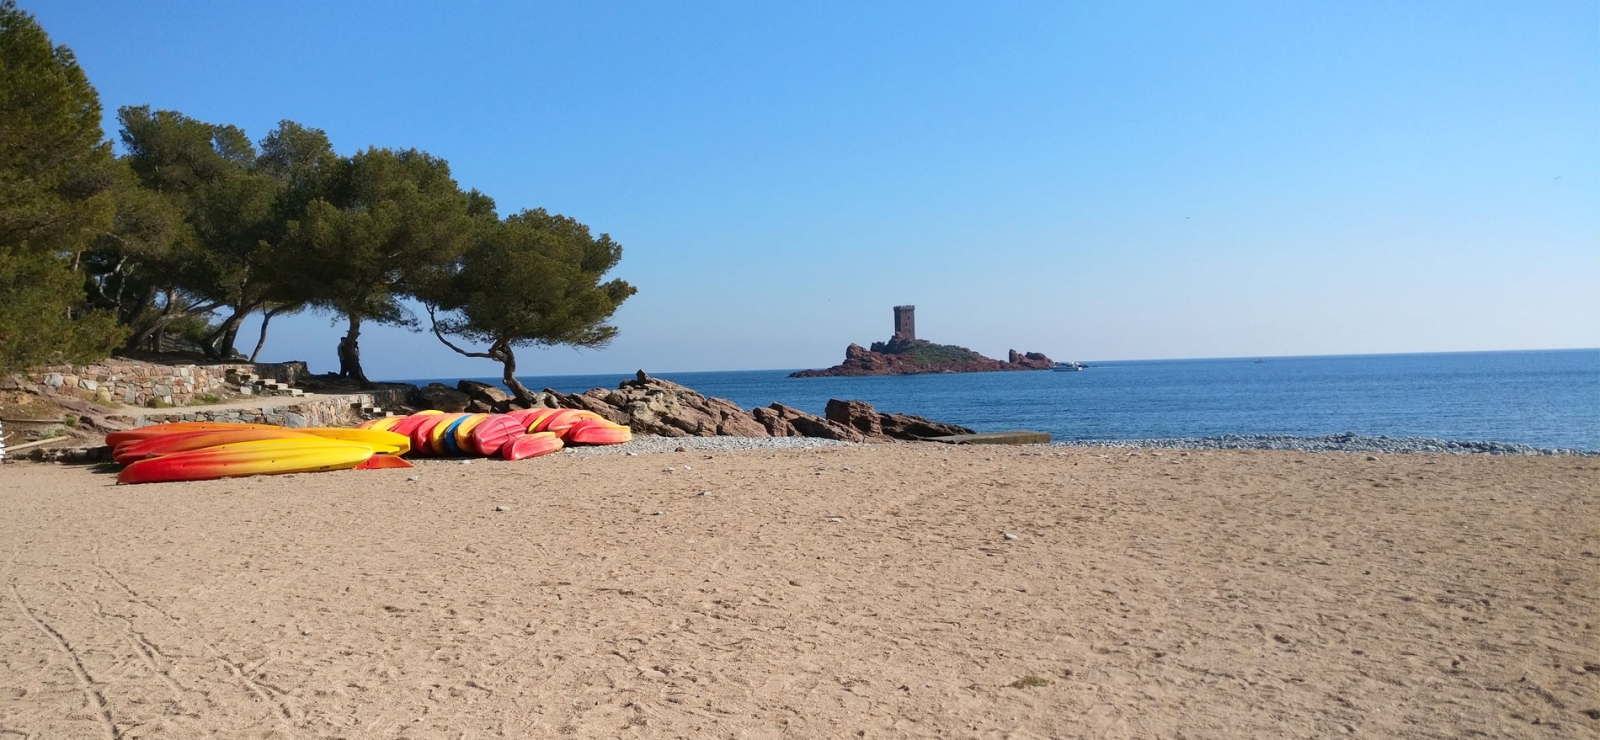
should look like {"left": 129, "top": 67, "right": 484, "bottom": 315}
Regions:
{"left": 1050, "top": 432, "right": 1595, "bottom": 456}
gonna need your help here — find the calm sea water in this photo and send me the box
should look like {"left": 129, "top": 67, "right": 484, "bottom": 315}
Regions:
{"left": 399, "top": 349, "right": 1600, "bottom": 451}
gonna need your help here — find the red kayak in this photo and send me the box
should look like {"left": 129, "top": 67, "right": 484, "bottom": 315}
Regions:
{"left": 500, "top": 432, "right": 564, "bottom": 461}
{"left": 468, "top": 415, "right": 526, "bottom": 456}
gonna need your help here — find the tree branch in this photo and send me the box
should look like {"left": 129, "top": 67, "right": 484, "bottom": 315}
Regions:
{"left": 426, "top": 304, "right": 494, "bottom": 359}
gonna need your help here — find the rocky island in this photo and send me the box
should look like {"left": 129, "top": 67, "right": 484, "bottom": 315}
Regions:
{"left": 791, "top": 306, "right": 1055, "bottom": 378}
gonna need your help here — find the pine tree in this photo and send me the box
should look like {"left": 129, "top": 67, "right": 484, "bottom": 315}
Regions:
{"left": 0, "top": 0, "right": 125, "bottom": 374}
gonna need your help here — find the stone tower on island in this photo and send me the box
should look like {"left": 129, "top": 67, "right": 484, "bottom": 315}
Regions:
{"left": 892, "top": 305, "right": 916, "bottom": 342}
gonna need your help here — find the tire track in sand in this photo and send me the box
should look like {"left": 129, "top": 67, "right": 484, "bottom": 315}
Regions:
{"left": 7, "top": 583, "right": 120, "bottom": 740}
{"left": 63, "top": 583, "right": 187, "bottom": 697}
{"left": 93, "top": 554, "right": 297, "bottom": 726}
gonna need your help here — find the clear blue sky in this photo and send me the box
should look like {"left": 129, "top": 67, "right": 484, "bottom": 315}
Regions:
{"left": 34, "top": 1, "right": 1599, "bottom": 379}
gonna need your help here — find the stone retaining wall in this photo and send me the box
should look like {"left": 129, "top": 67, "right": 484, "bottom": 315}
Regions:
{"left": 128, "top": 388, "right": 410, "bottom": 429}
{"left": 6, "top": 360, "right": 309, "bottom": 408}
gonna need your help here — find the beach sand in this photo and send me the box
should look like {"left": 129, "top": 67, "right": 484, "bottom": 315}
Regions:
{"left": 1, "top": 445, "right": 1595, "bottom": 738}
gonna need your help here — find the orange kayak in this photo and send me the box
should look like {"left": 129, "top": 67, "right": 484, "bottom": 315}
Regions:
{"left": 106, "top": 422, "right": 282, "bottom": 448}
{"left": 113, "top": 428, "right": 319, "bottom": 464}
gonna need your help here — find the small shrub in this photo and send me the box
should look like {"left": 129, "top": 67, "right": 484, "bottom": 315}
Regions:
{"left": 145, "top": 398, "right": 174, "bottom": 409}
{"left": 62, "top": 414, "right": 78, "bottom": 427}
{"left": 191, "top": 393, "right": 223, "bottom": 406}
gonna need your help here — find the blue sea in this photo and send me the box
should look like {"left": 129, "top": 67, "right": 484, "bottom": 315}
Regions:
{"left": 398, "top": 349, "right": 1600, "bottom": 452}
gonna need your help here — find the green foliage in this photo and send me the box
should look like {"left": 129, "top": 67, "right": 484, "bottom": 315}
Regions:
{"left": 0, "top": 244, "right": 125, "bottom": 374}
{"left": 869, "top": 338, "right": 986, "bottom": 366}
{"left": 425, "top": 208, "right": 635, "bottom": 399}
{"left": 117, "top": 105, "right": 254, "bottom": 194}
{"left": 902, "top": 342, "right": 985, "bottom": 365}
{"left": 289, "top": 148, "right": 476, "bottom": 320}
{"left": 285, "top": 147, "right": 479, "bottom": 384}
{"left": 62, "top": 414, "right": 77, "bottom": 427}
{"left": 81, "top": 159, "right": 193, "bottom": 329}
{"left": 190, "top": 393, "right": 222, "bottom": 405}
{"left": 0, "top": 4, "right": 639, "bottom": 380}
{"left": 0, "top": 0, "right": 116, "bottom": 254}
{"left": 144, "top": 397, "right": 173, "bottom": 409}
{"left": 112, "top": 108, "right": 330, "bottom": 358}
{"left": 0, "top": 1, "right": 126, "bottom": 373}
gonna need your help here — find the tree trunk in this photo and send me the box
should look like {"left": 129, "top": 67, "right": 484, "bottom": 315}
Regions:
{"left": 338, "top": 315, "right": 372, "bottom": 388}
{"left": 201, "top": 307, "right": 248, "bottom": 360}
{"left": 495, "top": 342, "right": 536, "bottom": 403}
{"left": 220, "top": 316, "right": 244, "bottom": 359}
{"left": 127, "top": 316, "right": 174, "bottom": 353}
{"left": 249, "top": 307, "right": 283, "bottom": 363}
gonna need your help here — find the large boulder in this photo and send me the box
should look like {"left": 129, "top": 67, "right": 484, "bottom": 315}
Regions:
{"left": 824, "top": 399, "right": 883, "bottom": 437}
{"left": 825, "top": 398, "right": 974, "bottom": 440}
{"left": 751, "top": 406, "right": 800, "bottom": 437}
{"left": 545, "top": 388, "right": 631, "bottom": 425}
{"left": 768, "top": 403, "right": 867, "bottom": 443}
{"left": 707, "top": 396, "right": 771, "bottom": 437}
{"left": 414, "top": 383, "right": 470, "bottom": 412}
{"left": 1008, "top": 350, "right": 1055, "bottom": 370}
{"left": 457, "top": 380, "right": 511, "bottom": 407}
{"left": 543, "top": 371, "right": 769, "bottom": 438}
{"left": 878, "top": 411, "right": 974, "bottom": 440}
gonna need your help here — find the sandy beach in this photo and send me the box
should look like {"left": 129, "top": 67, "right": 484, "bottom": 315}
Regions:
{"left": 1, "top": 445, "right": 1595, "bottom": 738}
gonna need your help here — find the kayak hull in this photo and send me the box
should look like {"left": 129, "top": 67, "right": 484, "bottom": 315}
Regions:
{"left": 501, "top": 432, "right": 564, "bottom": 460}
{"left": 297, "top": 428, "right": 410, "bottom": 456}
{"left": 113, "top": 428, "right": 319, "bottom": 464}
{"left": 468, "top": 415, "right": 526, "bottom": 456}
{"left": 106, "top": 422, "right": 280, "bottom": 448}
{"left": 566, "top": 419, "right": 632, "bottom": 445}
{"left": 118, "top": 440, "right": 374, "bottom": 484}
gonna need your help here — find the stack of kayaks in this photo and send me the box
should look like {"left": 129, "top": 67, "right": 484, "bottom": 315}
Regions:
{"left": 108, "top": 422, "right": 413, "bottom": 485}
{"left": 109, "top": 409, "right": 632, "bottom": 485}
{"left": 355, "top": 408, "right": 631, "bottom": 461}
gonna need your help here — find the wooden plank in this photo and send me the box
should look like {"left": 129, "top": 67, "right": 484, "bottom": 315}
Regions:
{"left": 1, "top": 437, "right": 75, "bottom": 454}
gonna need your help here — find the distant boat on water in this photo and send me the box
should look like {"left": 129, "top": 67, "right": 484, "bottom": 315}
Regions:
{"left": 1052, "top": 361, "right": 1086, "bottom": 372}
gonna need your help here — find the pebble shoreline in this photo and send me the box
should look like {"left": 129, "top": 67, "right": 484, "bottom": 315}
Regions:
{"left": 559, "top": 432, "right": 1595, "bottom": 457}
{"left": 1050, "top": 432, "right": 1595, "bottom": 456}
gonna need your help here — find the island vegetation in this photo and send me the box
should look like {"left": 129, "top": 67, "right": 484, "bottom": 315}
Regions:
{"left": 0, "top": 1, "right": 632, "bottom": 388}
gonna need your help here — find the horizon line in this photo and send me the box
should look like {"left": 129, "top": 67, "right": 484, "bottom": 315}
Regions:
{"left": 378, "top": 346, "right": 1600, "bottom": 384}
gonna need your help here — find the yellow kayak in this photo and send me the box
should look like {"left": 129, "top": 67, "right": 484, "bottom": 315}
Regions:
{"left": 118, "top": 439, "right": 374, "bottom": 484}
{"left": 296, "top": 428, "right": 410, "bottom": 456}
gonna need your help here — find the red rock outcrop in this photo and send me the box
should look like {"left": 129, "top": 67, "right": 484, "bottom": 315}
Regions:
{"left": 824, "top": 399, "right": 974, "bottom": 440}
{"left": 1008, "top": 350, "right": 1055, "bottom": 370}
